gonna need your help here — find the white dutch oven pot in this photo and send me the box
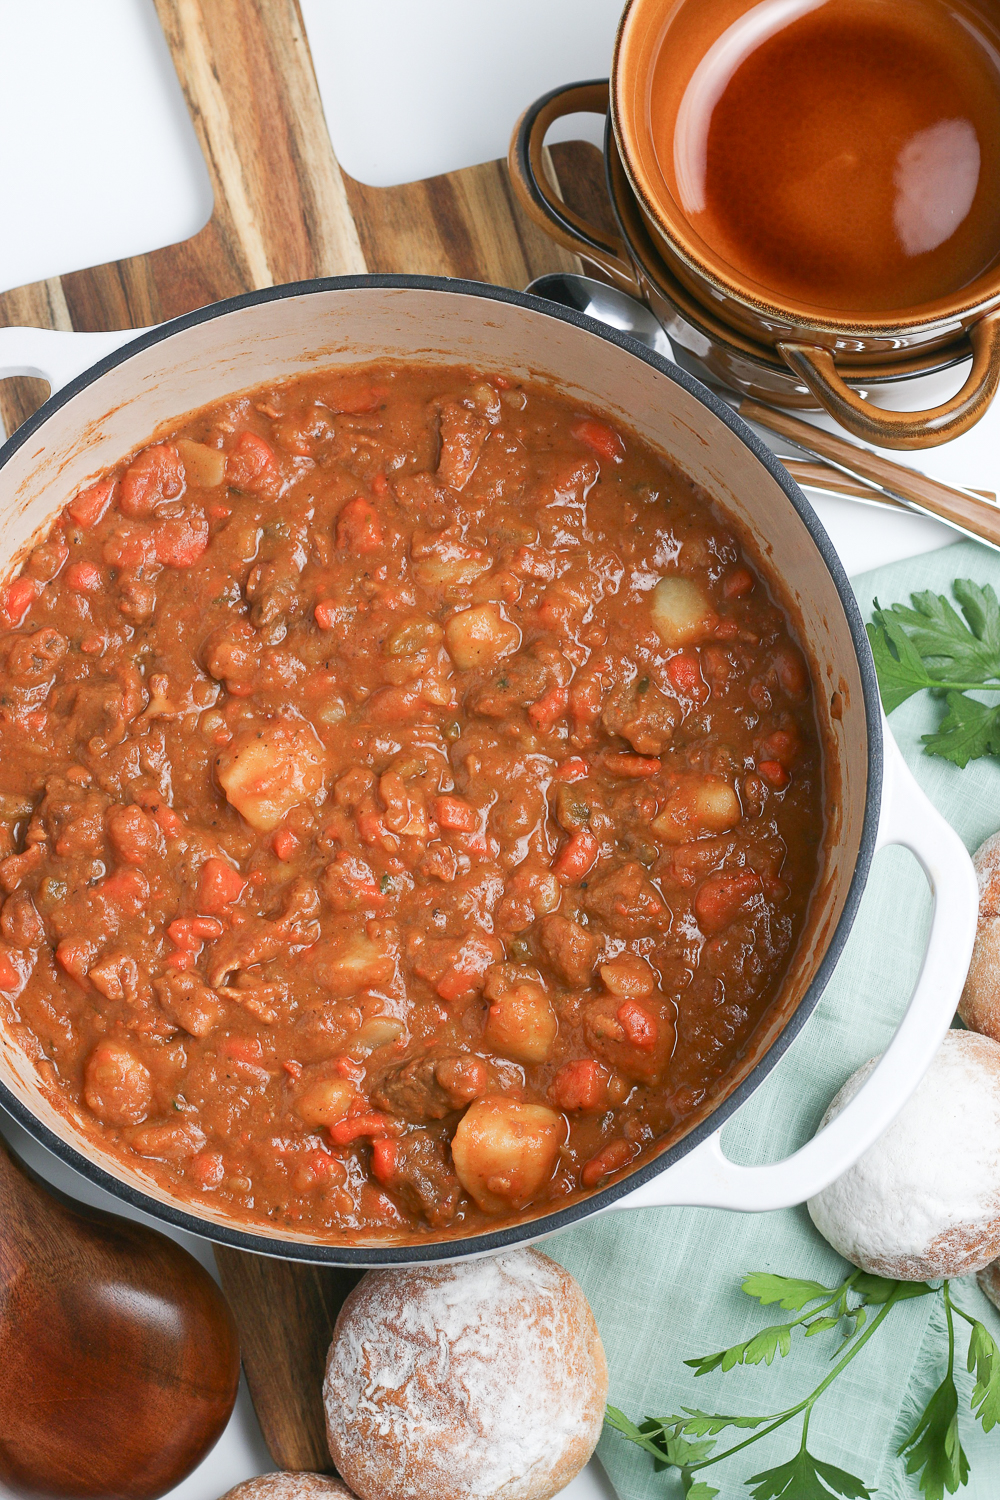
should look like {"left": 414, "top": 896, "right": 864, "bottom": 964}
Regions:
{"left": 0, "top": 277, "right": 977, "bottom": 1265}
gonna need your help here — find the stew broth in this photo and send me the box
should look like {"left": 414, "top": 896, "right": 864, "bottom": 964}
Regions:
{"left": 0, "top": 365, "right": 824, "bottom": 1241}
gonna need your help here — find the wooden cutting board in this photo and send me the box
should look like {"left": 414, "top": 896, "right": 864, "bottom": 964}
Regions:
{"left": 0, "top": 0, "right": 616, "bottom": 1477}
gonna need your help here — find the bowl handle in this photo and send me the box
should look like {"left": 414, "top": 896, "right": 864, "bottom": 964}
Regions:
{"left": 606, "top": 729, "right": 977, "bottom": 1214}
{"left": 509, "top": 80, "right": 642, "bottom": 298}
{"left": 0, "top": 326, "right": 144, "bottom": 399}
{"left": 777, "top": 313, "right": 1000, "bottom": 450}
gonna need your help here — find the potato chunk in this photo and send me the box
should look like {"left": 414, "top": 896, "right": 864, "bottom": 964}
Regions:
{"left": 444, "top": 604, "right": 520, "bottom": 671}
{"left": 84, "top": 1041, "right": 152, "bottom": 1126}
{"left": 176, "top": 438, "right": 226, "bottom": 489}
{"left": 484, "top": 982, "right": 558, "bottom": 1065}
{"left": 652, "top": 775, "right": 742, "bottom": 842}
{"left": 451, "top": 1096, "right": 565, "bottom": 1213}
{"left": 216, "top": 719, "right": 328, "bottom": 831}
{"left": 313, "top": 931, "right": 397, "bottom": 998}
{"left": 651, "top": 576, "right": 715, "bottom": 647}
{"left": 295, "top": 1077, "right": 355, "bottom": 1128}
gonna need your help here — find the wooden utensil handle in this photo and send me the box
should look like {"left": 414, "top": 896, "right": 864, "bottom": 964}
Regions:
{"left": 743, "top": 397, "right": 1000, "bottom": 549}
{"left": 213, "top": 1246, "right": 365, "bottom": 1472}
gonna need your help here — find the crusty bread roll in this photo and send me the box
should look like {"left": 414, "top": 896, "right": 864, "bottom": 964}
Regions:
{"left": 960, "top": 831, "right": 1000, "bottom": 1038}
{"left": 977, "top": 1258, "right": 1000, "bottom": 1312}
{"left": 808, "top": 1030, "right": 1000, "bottom": 1279}
{"left": 219, "top": 1475, "right": 354, "bottom": 1500}
{"left": 324, "top": 1248, "right": 607, "bottom": 1500}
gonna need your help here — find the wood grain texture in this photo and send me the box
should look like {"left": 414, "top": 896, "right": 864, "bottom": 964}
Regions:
{"left": 0, "top": 1137, "right": 240, "bottom": 1499}
{"left": 214, "top": 1248, "right": 364, "bottom": 1473}
{"left": 0, "top": 0, "right": 586, "bottom": 445}
{"left": 0, "top": 2, "right": 601, "bottom": 1474}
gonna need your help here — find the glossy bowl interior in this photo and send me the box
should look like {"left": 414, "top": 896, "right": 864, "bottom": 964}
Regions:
{"left": 602, "top": 121, "right": 975, "bottom": 401}
{"left": 612, "top": 0, "right": 1000, "bottom": 347}
{"left": 0, "top": 279, "right": 879, "bottom": 1263}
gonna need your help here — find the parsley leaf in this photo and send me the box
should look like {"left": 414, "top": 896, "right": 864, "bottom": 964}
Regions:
{"left": 867, "top": 607, "right": 938, "bottom": 712}
{"left": 604, "top": 1408, "right": 684, "bottom": 1468}
{"left": 898, "top": 1373, "right": 969, "bottom": 1500}
{"left": 921, "top": 691, "right": 1000, "bottom": 768}
{"left": 685, "top": 1485, "right": 721, "bottom": 1500}
{"left": 685, "top": 1322, "right": 793, "bottom": 1375}
{"left": 853, "top": 1273, "right": 935, "bottom": 1305}
{"left": 747, "top": 1448, "right": 874, "bottom": 1500}
{"left": 891, "top": 580, "right": 1000, "bottom": 682}
{"left": 742, "top": 1274, "right": 834, "bottom": 1311}
{"left": 680, "top": 1409, "right": 772, "bottom": 1437}
{"left": 967, "top": 1318, "right": 1000, "bottom": 1433}
{"left": 868, "top": 579, "right": 1000, "bottom": 767}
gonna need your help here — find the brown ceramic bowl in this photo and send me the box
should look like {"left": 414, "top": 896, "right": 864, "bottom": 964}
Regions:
{"left": 611, "top": 0, "right": 1000, "bottom": 447}
{"left": 605, "top": 117, "right": 973, "bottom": 408}
{"left": 512, "top": 33, "right": 1000, "bottom": 450}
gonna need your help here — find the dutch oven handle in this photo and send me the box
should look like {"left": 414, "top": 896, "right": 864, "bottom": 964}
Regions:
{"left": 509, "top": 80, "right": 643, "bottom": 298}
{"left": 778, "top": 319, "right": 1000, "bottom": 451}
{"left": 0, "top": 326, "right": 145, "bottom": 400}
{"left": 609, "top": 729, "right": 977, "bottom": 1214}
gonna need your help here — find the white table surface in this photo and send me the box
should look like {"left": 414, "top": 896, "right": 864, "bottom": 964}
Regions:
{"left": 0, "top": 5, "right": 993, "bottom": 1500}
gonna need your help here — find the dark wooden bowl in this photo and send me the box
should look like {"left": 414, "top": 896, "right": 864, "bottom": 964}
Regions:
{"left": 0, "top": 1135, "right": 240, "bottom": 1499}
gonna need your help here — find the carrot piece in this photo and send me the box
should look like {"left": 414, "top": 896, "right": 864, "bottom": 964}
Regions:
{"left": 0, "top": 948, "right": 19, "bottom": 990}
{"left": 272, "top": 828, "right": 300, "bottom": 861}
{"left": 328, "top": 1112, "right": 399, "bottom": 1145}
{"left": 0, "top": 578, "right": 40, "bottom": 628}
{"left": 695, "top": 870, "right": 763, "bottom": 934}
{"left": 154, "top": 512, "right": 209, "bottom": 568}
{"left": 616, "top": 1000, "right": 658, "bottom": 1050}
{"left": 581, "top": 1137, "right": 639, "bottom": 1187}
{"left": 65, "top": 562, "right": 102, "bottom": 593}
{"left": 553, "top": 828, "right": 599, "bottom": 882}
{"left": 371, "top": 1138, "right": 398, "bottom": 1182}
{"left": 527, "top": 685, "right": 569, "bottom": 729}
{"left": 723, "top": 567, "right": 754, "bottom": 599}
{"left": 666, "top": 651, "right": 703, "bottom": 695}
{"left": 225, "top": 431, "right": 280, "bottom": 493}
{"left": 550, "top": 1058, "right": 609, "bottom": 1111}
{"left": 66, "top": 479, "right": 114, "bottom": 528}
{"left": 571, "top": 416, "right": 625, "bottom": 463}
{"left": 197, "top": 858, "right": 245, "bottom": 912}
{"left": 120, "top": 445, "right": 185, "bottom": 518}
{"left": 602, "top": 753, "right": 661, "bottom": 778}
{"left": 758, "top": 759, "right": 791, "bottom": 789}
{"left": 151, "top": 804, "right": 185, "bottom": 838}
{"left": 552, "top": 757, "right": 589, "bottom": 782}
{"left": 432, "top": 795, "right": 479, "bottom": 832}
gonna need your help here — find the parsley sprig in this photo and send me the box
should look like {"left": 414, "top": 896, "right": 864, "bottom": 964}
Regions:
{"left": 606, "top": 1270, "right": 1000, "bottom": 1499}
{"left": 867, "top": 579, "right": 1000, "bottom": 767}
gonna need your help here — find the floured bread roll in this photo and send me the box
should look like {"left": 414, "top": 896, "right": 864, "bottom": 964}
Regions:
{"left": 219, "top": 1475, "right": 354, "bottom": 1500}
{"left": 808, "top": 1030, "right": 1000, "bottom": 1279}
{"left": 220, "top": 1476, "right": 353, "bottom": 1500}
{"left": 977, "top": 1258, "right": 1000, "bottom": 1312}
{"left": 324, "top": 1248, "right": 607, "bottom": 1500}
{"left": 960, "top": 831, "right": 1000, "bottom": 1039}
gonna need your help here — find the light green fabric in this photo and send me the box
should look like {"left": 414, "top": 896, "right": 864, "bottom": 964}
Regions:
{"left": 546, "top": 539, "right": 1000, "bottom": 1499}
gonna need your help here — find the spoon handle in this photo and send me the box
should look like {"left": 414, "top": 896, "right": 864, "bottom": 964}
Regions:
{"left": 741, "top": 396, "right": 1000, "bottom": 552}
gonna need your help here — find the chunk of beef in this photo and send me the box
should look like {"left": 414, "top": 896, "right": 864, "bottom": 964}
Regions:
{"left": 538, "top": 913, "right": 599, "bottom": 987}
{"left": 372, "top": 1049, "right": 492, "bottom": 1122}
{"left": 602, "top": 679, "right": 679, "bottom": 756}
{"left": 436, "top": 401, "right": 491, "bottom": 491}
{"left": 583, "top": 861, "right": 668, "bottom": 937}
{"left": 373, "top": 1132, "right": 462, "bottom": 1227}
{"left": 466, "top": 652, "right": 548, "bottom": 718}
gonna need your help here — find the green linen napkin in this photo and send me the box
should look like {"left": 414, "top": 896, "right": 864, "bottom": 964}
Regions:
{"left": 547, "top": 539, "right": 1000, "bottom": 1500}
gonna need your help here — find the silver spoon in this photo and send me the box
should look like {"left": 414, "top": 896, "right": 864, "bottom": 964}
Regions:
{"left": 527, "top": 272, "right": 1000, "bottom": 549}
